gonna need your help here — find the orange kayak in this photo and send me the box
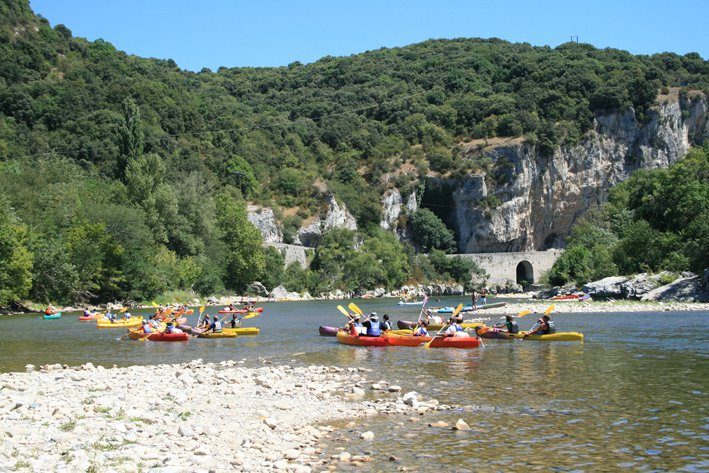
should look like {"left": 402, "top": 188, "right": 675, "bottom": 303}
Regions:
{"left": 336, "top": 331, "right": 389, "bottom": 347}
{"left": 427, "top": 336, "right": 481, "bottom": 348}
{"left": 384, "top": 333, "right": 431, "bottom": 346}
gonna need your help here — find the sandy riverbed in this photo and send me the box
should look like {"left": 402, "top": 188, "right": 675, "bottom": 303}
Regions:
{"left": 0, "top": 360, "right": 441, "bottom": 472}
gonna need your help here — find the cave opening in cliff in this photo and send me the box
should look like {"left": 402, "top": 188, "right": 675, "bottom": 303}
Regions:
{"left": 516, "top": 260, "right": 534, "bottom": 287}
{"left": 419, "top": 178, "right": 460, "bottom": 251}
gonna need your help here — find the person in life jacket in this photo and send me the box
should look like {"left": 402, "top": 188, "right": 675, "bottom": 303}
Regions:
{"left": 83, "top": 308, "right": 91, "bottom": 317}
{"left": 362, "top": 313, "right": 382, "bottom": 337}
{"left": 413, "top": 321, "right": 429, "bottom": 337}
{"left": 494, "top": 315, "right": 520, "bottom": 334}
{"left": 526, "top": 314, "right": 556, "bottom": 336}
{"left": 381, "top": 314, "right": 392, "bottom": 332}
{"left": 445, "top": 316, "right": 469, "bottom": 338}
{"left": 208, "top": 316, "right": 223, "bottom": 333}
{"left": 141, "top": 320, "right": 153, "bottom": 334}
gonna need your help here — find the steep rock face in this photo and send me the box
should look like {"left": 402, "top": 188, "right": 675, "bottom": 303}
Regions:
{"left": 380, "top": 189, "right": 402, "bottom": 230}
{"left": 247, "top": 205, "right": 282, "bottom": 243}
{"left": 296, "top": 193, "right": 357, "bottom": 247}
{"left": 444, "top": 93, "right": 708, "bottom": 253}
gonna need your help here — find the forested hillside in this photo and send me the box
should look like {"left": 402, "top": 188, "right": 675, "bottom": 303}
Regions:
{"left": 0, "top": 0, "right": 706, "bottom": 304}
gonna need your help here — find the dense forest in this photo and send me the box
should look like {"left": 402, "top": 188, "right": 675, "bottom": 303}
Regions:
{"left": 0, "top": 0, "right": 706, "bottom": 305}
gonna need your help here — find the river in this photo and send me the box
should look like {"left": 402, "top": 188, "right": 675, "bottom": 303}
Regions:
{"left": 1, "top": 297, "right": 707, "bottom": 471}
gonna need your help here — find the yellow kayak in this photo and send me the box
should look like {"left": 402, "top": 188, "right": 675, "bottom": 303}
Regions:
{"left": 510, "top": 332, "right": 584, "bottom": 341}
{"left": 222, "top": 327, "right": 259, "bottom": 336}
{"left": 96, "top": 317, "right": 143, "bottom": 329}
{"left": 198, "top": 331, "right": 236, "bottom": 339}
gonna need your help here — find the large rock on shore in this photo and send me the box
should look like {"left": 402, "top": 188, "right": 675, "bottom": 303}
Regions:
{"left": 583, "top": 276, "right": 629, "bottom": 299}
{"left": 641, "top": 274, "right": 709, "bottom": 302}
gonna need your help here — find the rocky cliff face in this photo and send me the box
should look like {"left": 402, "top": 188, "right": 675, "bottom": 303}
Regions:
{"left": 443, "top": 92, "right": 708, "bottom": 253}
{"left": 247, "top": 206, "right": 283, "bottom": 243}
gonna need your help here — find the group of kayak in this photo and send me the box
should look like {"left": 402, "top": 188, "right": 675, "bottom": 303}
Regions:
{"left": 321, "top": 302, "right": 583, "bottom": 347}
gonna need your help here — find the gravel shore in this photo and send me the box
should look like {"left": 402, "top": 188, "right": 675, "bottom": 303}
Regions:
{"left": 469, "top": 300, "right": 707, "bottom": 316}
{"left": 0, "top": 360, "right": 438, "bottom": 472}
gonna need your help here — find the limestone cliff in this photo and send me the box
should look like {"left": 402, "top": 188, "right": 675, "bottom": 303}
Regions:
{"left": 435, "top": 92, "right": 708, "bottom": 253}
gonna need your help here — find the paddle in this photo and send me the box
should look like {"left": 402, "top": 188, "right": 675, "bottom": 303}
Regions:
{"left": 195, "top": 306, "right": 206, "bottom": 327}
{"left": 337, "top": 305, "right": 353, "bottom": 319}
{"left": 521, "top": 305, "right": 555, "bottom": 337}
{"left": 348, "top": 303, "right": 364, "bottom": 318}
{"left": 424, "top": 303, "right": 464, "bottom": 348}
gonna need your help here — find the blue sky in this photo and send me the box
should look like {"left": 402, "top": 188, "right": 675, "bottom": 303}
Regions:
{"left": 31, "top": 0, "right": 708, "bottom": 71}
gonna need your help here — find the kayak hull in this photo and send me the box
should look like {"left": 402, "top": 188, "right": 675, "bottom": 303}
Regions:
{"left": 336, "top": 331, "right": 389, "bottom": 347}
{"left": 128, "top": 330, "right": 189, "bottom": 342}
{"left": 96, "top": 317, "right": 143, "bottom": 329}
{"left": 218, "top": 307, "right": 264, "bottom": 315}
{"left": 398, "top": 320, "right": 482, "bottom": 331}
{"left": 510, "top": 332, "right": 584, "bottom": 341}
{"left": 43, "top": 313, "right": 62, "bottom": 320}
{"left": 198, "top": 331, "right": 237, "bottom": 338}
{"left": 428, "top": 336, "right": 481, "bottom": 348}
{"left": 319, "top": 325, "right": 339, "bottom": 337}
{"left": 477, "top": 329, "right": 515, "bottom": 340}
{"left": 397, "top": 301, "right": 424, "bottom": 306}
{"left": 433, "top": 302, "right": 507, "bottom": 313}
{"left": 384, "top": 333, "right": 430, "bottom": 346}
{"left": 222, "top": 327, "right": 259, "bottom": 336}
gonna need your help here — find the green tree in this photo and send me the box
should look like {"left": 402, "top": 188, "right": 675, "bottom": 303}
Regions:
{"left": 0, "top": 202, "right": 33, "bottom": 305}
{"left": 214, "top": 188, "right": 264, "bottom": 291}
{"left": 410, "top": 208, "right": 456, "bottom": 253}
{"left": 117, "top": 97, "right": 143, "bottom": 178}
{"left": 258, "top": 246, "right": 285, "bottom": 291}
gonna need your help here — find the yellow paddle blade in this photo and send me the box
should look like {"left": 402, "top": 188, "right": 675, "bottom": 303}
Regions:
{"left": 151, "top": 301, "right": 158, "bottom": 308}
{"left": 118, "top": 307, "right": 127, "bottom": 313}
{"left": 516, "top": 309, "right": 532, "bottom": 319}
{"left": 199, "top": 306, "right": 205, "bottom": 315}
{"left": 348, "top": 303, "right": 364, "bottom": 317}
{"left": 337, "top": 305, "right": 351, "bottom": 317}
{"left": 452, "top": 303, "right": 464, "bottom": 317}
{"left": 544, "top": 304, "right": 556, "bottom": 316}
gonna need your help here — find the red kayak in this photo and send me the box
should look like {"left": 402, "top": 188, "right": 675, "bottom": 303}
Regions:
{"left": 427, "top": 335, "right": 481, "bottom": 348}
{"left": 78, "top": 314, "right": 98, "bottom": 321}
{"left": 336, "top": 331, "right": 389, "bottom": 347}
{"left": 218, "top": 307, "right": 264, "bottom": 314}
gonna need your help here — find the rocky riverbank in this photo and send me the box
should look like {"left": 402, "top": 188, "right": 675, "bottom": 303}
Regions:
{"left": 463, "top": 300, "right": 707, "bottom": 318}
{"left": 0, "top": 360, "right": 443, "bottom": 472}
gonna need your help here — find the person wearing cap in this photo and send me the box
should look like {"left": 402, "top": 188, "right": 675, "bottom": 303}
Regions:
{"left": 362, "top": 313, "right": 383, "bottom": 337}
{"left": 425, "top": 309, "right": 442, "bottom": 325}
{"left": 381, "top": 314, "right": 392, "bottom": 332}
{"left": 494, "top": 315, "right": 520, "bottom": 334}
{"left": 525, "top": 314, "right": 556, "bottom": 336}
{"left": 444, "top": 316, "right": 469, "bottom": 338}
{"left": 346, "top": 315, "right": 365, "bottom": 336}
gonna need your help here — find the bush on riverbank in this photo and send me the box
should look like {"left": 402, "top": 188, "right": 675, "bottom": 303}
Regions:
{"left": 548, "top": 145, "right": 709, "bottom": 286}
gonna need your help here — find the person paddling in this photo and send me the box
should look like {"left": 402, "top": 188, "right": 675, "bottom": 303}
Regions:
{"left": 381, "top": 314, "right": 392, "bottom": 332}
{"left": 525, "top": 314, "right": 556, "bottom": 336}
{"left": 362, "top": 313, "right": 382, "bottom": 337}
{"left": 413, "top": 321, "right": 429, "bottom": 337}
{"left": 444, "top": 316, "right": 469, "bottom": 338}
{"left": 208, "top": 315, "right": 223, "bottom": 333}
{"left": 494, "top": 315, "right": 520, "bottom": 334}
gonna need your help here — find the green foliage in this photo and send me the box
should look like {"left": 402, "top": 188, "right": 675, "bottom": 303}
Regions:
{"left": 258, "top": 246, "right": 285, "bottom": 291}
{"left": 410, "top": 208, "right": 456, "bottom": 253}
{"left": 0, "top": 200, "right": 32, "bottom": 304}
{"left": 214, "top": 188, "right": 265, "bottom": 291}
{"left": 548, "top": 146, "right": 709, "bottom": 285}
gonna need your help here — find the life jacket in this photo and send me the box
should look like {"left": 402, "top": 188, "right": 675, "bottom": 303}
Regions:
{"left": 546, "top": 320, "right": 556, "bottom": 334}
{"left": 142, "top": 323, "right": 152, "bottom": 333}
{"left": 213, "top": 320, "right": 223, "bottom": 332}
{"left": 414, "top": 327, "right": 428, "bottom": 337}
{"left": 367, "top": 320, "right": 381, "bottom": 337}
{"left": 506, "top": 321, "right": 520, "bottom": 334}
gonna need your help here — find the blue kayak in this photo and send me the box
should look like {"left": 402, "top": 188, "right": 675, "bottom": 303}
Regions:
{"left": 43, "top": 312, "right": 62, "bottom": 320}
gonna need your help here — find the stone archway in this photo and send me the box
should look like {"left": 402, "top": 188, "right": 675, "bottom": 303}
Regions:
{"left": 516, "top": 260, "right": 534, "bottom": 287}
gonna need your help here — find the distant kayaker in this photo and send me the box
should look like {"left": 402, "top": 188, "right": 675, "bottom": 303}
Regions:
{"left": 494, "top": 315, "right": 519, "bottom": 334}
{"left": 362, "top": 313, "right": 382, "bottom": 337}
{"left": 107, "top": 312, "right": 117, "bottom": 323}
{"left": 445, "top": 316, "right": 469, "bottom": 338}
{"left": 229, "top": 314, "right": 240, "bottom": 328}
{"left": 381, "top": 314, "right": 392, "bottom": 332}
{"left": 526, "top": 314, "right": 556, "bottom": 336}
{"left": 228, "top": 303, "right": 236, "bottom": 311}
{"left": 45, "top": 306, "right": 55, "bottom": 315}
{"left": 413, "top": 321, "right": 429, "bottom": 337}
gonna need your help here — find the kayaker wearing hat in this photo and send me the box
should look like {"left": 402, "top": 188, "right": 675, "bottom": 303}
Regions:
{"left": 362, "top": 313, "right": 383, "bottom": 337}
{"left": 525, "top": 314, "right": 556, "bottom": 337}
{"left": 494, "top": 315, "right": 520, "bottom": 334}
{"left": 444, "top": 316, "right": 469, "bottom": 338}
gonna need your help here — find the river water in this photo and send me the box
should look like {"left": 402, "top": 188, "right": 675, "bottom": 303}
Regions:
{"left": 1, "top": 297, "right": 707, "bottom": 471}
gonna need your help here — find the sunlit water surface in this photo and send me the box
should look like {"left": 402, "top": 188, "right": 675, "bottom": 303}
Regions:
{"left": 1, "top": 298, "right": 707, "bottom": 471}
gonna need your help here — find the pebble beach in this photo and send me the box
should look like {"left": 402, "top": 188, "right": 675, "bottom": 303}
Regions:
{"left": 0, "top": 360, "right": 441, "bottom": 473}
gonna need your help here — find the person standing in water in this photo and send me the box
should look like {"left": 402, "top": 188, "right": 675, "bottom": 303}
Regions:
{"left": 471, "top": 291, "right": 478, "bottom": 310}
